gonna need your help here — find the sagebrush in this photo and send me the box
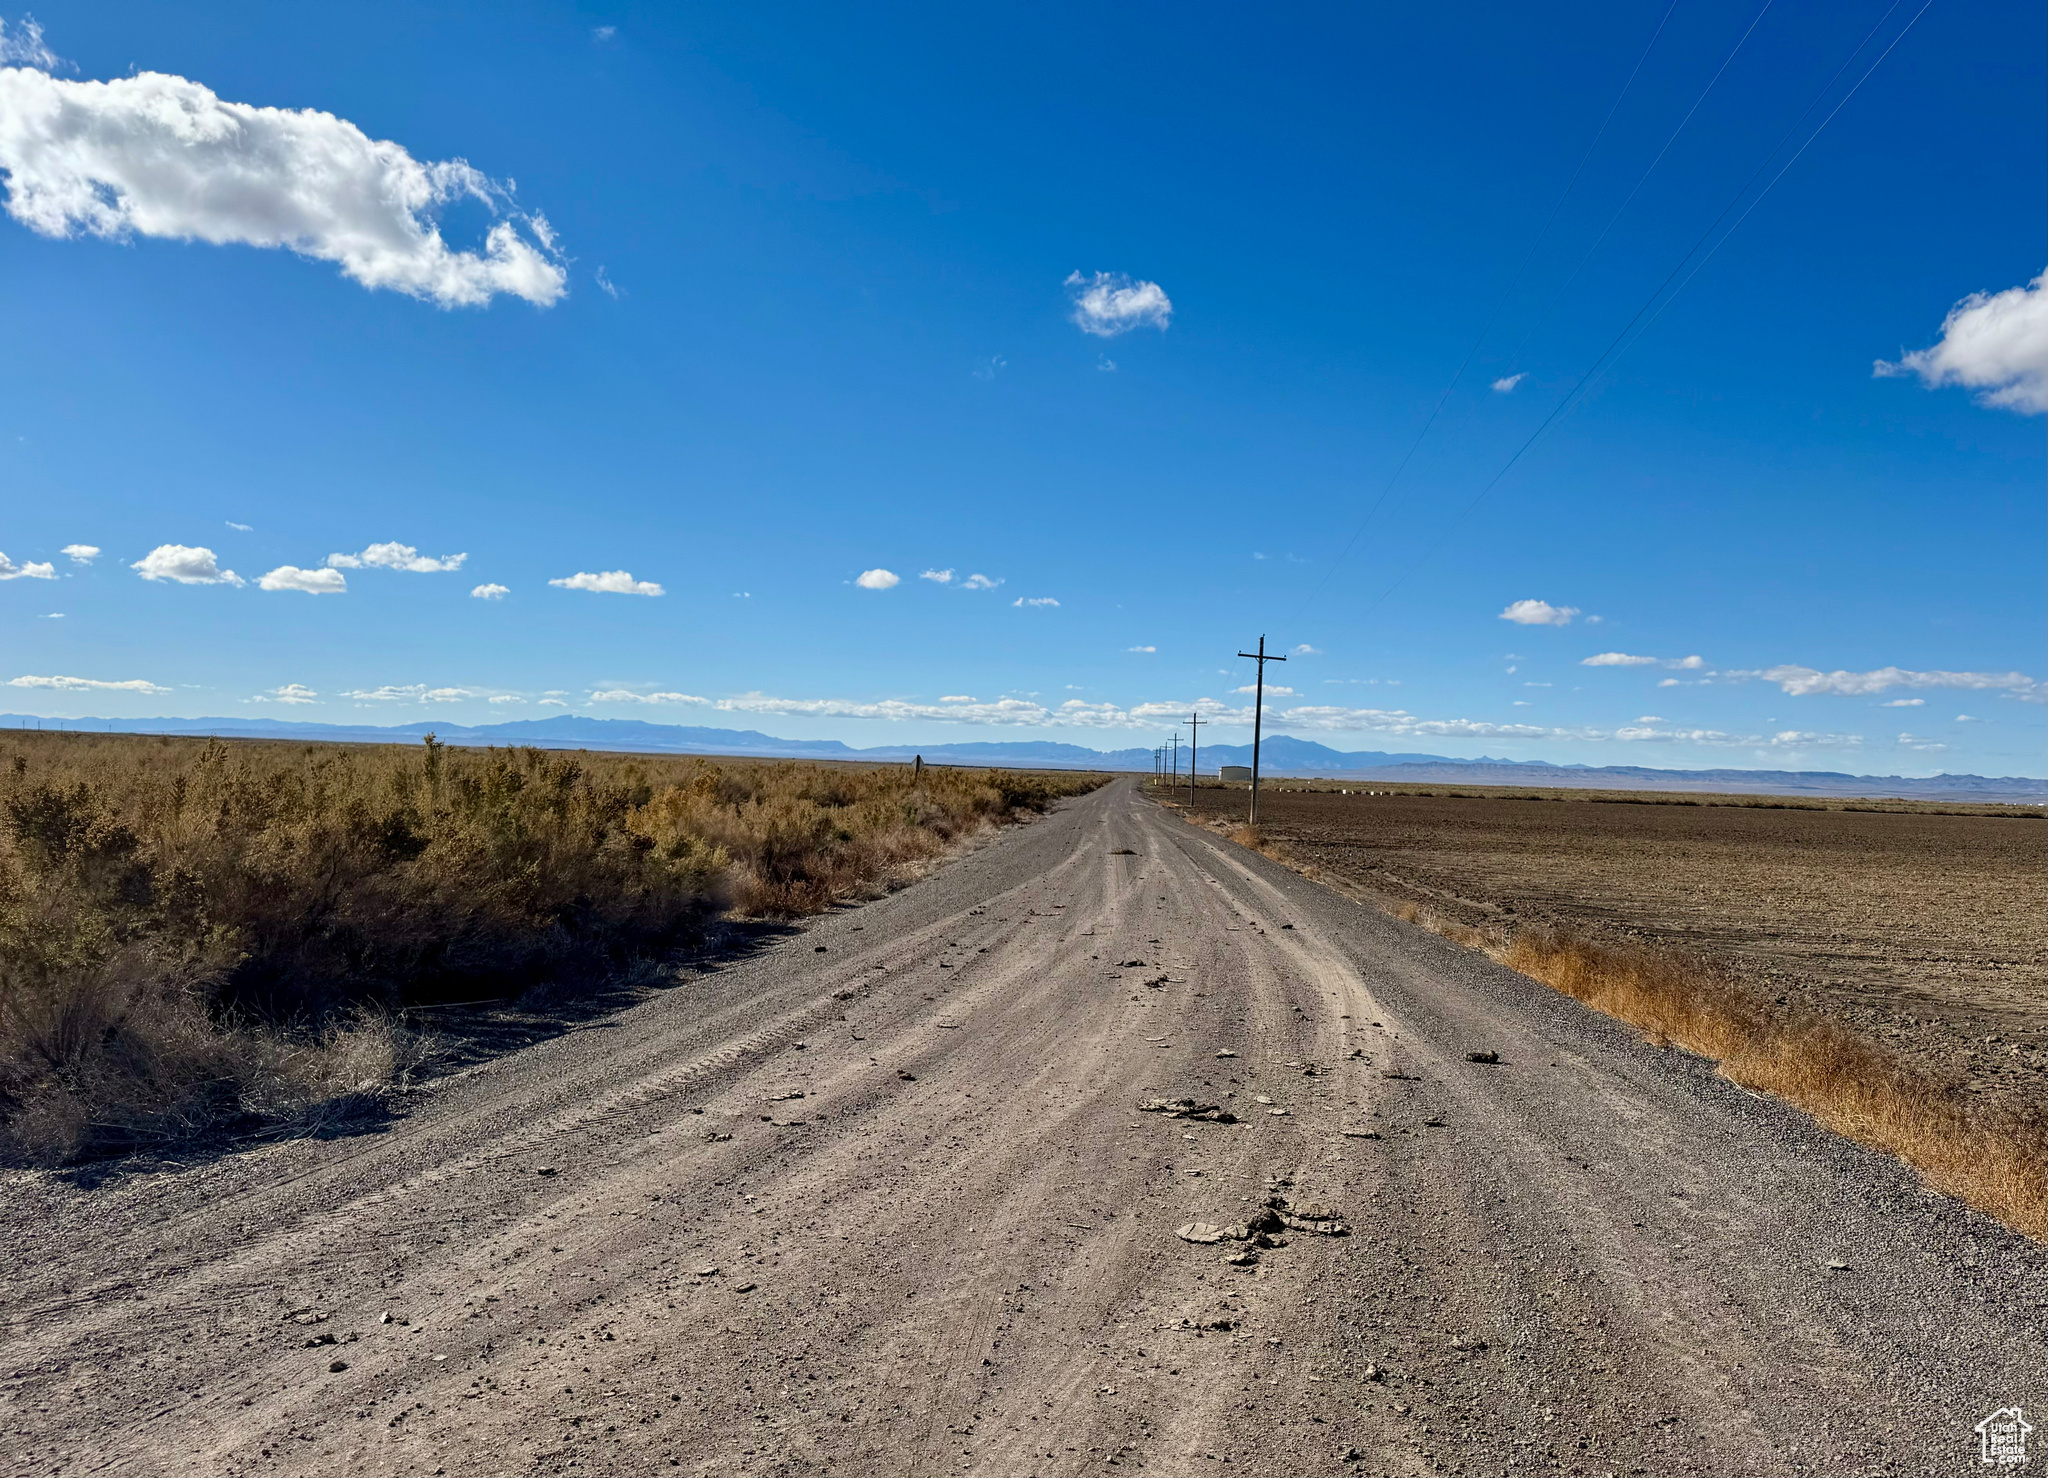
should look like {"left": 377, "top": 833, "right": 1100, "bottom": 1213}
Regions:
{"left": 0, "top": 732, "right": 1099, "bottom": 1161}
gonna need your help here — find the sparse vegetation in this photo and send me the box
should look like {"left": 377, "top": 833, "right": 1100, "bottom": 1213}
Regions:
{"left": 0, "top": 731, "right": 1101, "bottom": 1163}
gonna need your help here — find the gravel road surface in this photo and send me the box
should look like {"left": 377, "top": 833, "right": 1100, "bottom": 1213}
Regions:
{"left": 4, "top": 779, "right": 2043, "bottom": 1477}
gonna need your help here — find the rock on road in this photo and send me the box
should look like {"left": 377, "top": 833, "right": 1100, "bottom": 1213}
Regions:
{"left": 3, "top": 780, "right": 2042, "bottom": 1477}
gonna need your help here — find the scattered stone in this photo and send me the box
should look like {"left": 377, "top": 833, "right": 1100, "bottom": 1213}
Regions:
{"left": 1143, "top": 975, "right": 1171, "bottom": 989}
{"left": 380, "top": 1312, "right": 393, "bottom": 1325}
{"left": 832, "top": 990, "right": 856, "bottom": 1001}
{"left": 328, "top": 1359, "right": 349, "bottom": 1374}
{"left": 1826, "top": 1259, "right": 1851, "bottom": 1271}
{"left": 1449, "top": 1334, "right": 1488, "bottom": 1351}
{"left": 1422, "top": 1117, "right": 1446, "bottom": 1128}
{"left": 1280, "top": 924, "right": 1295, "bottom": 930}
{"left": 814, "top": 945, "right": 828, "bottom": 952}
{"left": 1267, "top": 1108, "right": 1290, "bottom": 1116}
{"left": 734, "top": 1282, "right": 758, "bottom": 1294}
{"left": 1138, "top": 1098, "right": 1237, "bottom": 1123}
{"left": 1341, "top": 1448, "right": 1364, "bottom": 1463}
{"left": 1344, "top": 1048, "right": 1366, "bottom": 1060}
{"left": 1110, "top": 848, "right": 1138, "bottom": 855}
{"left": 1300, "top": 1064, "right": 1321, "bottom": 1077}
{"left": 1176, "top": 1223, "right": 1242, "bottom": 1245}
{"left": 1215, "top": 1050, "right": 1238, "bottom": 1059}
{"left": 1221, "top": 1249, "right": 1259, "bottom": 1267}
{"left": 1465, "top": 1050, "right": 1500, "bottom": 1065}
{"left": 695, "top": 1266, "right": 721, "bottom": 1277}
{"left": 1252, "top": 1094, "right": 1274, "bottom": 1105}
{"left": 1363, "top": 1363, "right": 1385, "bottom": 1382}
{"left": 1380, "top": 1071, "right": 1418, "bottom": 1081}
{"left": 897, "top": 1071, "right": 917, "bottom": 1081}
{"left": 1270, "top": 1194, "right": 1349, "bottom": 1235}
{"left": 1340, "top": 1129, "right": 1382, "bottom": 1140}
{"left": 1119, "top": 959, "right": 1147, "bottom": 968}
{"left": 536, "top": 1166, "right": 558, "bottom": 1177}
{"left": 766, "top": 1092, "right": 805, "bottom": 1102}
{"left": 705, "top": 1132, "right": 733, "bottom": 1143}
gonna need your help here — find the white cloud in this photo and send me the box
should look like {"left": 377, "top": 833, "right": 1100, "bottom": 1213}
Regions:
{"left": 1875, "top": 270, "right": 2048, "bottom": 414}
{"left": 1635, "top": 715, "right": 1664, "bottom": 722}
{"left": 0, "top": 551, "right": 55, "bottom": 580}
{"left": 132, "top": 543, "right": 241, "bottom": 585}
{"left": 254, "top": 683, "right": 318, "bottom": 704}
{"left": 1499, "top": 598, "right": 1578, "bottom": 626}
{"left": 1491, "top": 373, "right": 1527, "bottom": 393}
{"left": 258, "top": 564, "right": 346, "bottom": 594}
{"left": 341, "top": 684, "right": 474, "bottom": 703}
{"left": 550, "top": 570, "right": 664, "bottom": 596}
{"left": 9, "top": 673, "right": 170, "bottom": 694}
{"left": 854, "top": 568, "right": 900, "bottom": 591}
{"left": 0, "top": 65, "right": 566, "bottom": 308}
{"left": 1880, "top": 697, "right": 1925, "bottom": 707}
{"left": 593, "top": 25, "right": 618, "bottom": 42}
{"left": 940, "top": 694, "right": 976, "bottom": 703}
{"left": 538, "top": 697, "right": 568, "bottom": 707}
{"left": 0, "top": 17, "right": 59, "bottom": 69}
{"left": 488, "top": 694, "right": 522, "bottom": 704}
{"left": 1723, "top": 664, "right": 2045, "bottom": 702}
{"left": 1956, "top": 713, "right": 1981, "bottom": 723}
{"left": 225, "top": 520, "right": 252, "bottom": 531}
{"left": 1014, "top": 596, "right": 1059, "bottom": 608}
{"left": 1127, "top": 645, "right": 1156, "bottom": 653}
{"left": 594, "top": 265, "right": 619, "bottom": 298}
{"left": 920, "top": 568, "right": 954, "bottom": 584}
{"left": 326, "top": 542, "right": 467, "bottom": 573}
{"left": 1233, "top": 684, "right": 1297, "bottom": 697}
{"left": 1611, "top": 723, "right": 1862, "bottom": 750}
{"left": 60, "top": 543, "right": 98, "bottom": 563}
{"left": 1897, "top": 733, "right": 1948, "bottom": 752}
{"left": 471, "top": 582, "right": 509, "bottom": 600}
{"left": 1582, "top": 652, "right": 1657, "bottom": 666}
{"left": 961, "top": 573, "right": 1001, "bottom": 590}
{"left": 971, "top": 355, "right": 1006, "bottom": 382}
{"left": 588, "top": 689, "right": 705, "bottom": 704}
{"left": 1291, "top": 644, "right": 1322, "bottom": 656}
{"left": 1065, "top": 271, "right": 1172, "bottom": 337}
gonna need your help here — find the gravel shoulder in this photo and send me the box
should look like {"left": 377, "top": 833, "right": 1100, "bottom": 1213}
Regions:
{"left": 3, "top": 779, "right": 2042, "bottom": 1477}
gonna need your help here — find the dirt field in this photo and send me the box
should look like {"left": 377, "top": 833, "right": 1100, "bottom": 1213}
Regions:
{"left": 1167, "top": 781, "right": 2048, "bottom": 1116}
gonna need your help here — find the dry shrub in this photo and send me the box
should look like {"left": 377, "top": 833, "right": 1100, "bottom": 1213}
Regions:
{"left": 0, "top": 732, "right": 1100, "bottom": 1162}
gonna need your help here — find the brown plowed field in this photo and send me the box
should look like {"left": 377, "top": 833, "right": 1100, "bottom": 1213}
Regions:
{"left": 1168, "top": 782, "right": 2047, "bottom": 1115}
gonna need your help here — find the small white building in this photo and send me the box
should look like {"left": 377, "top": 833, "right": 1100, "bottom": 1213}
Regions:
{"left": 1219, "top": 765, "right": 1253, "bottom": 783}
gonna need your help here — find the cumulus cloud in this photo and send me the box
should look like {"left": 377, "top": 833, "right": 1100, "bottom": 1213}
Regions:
{"left": 254, "top": 683, "right": 318, "bottom": 704}
{"left": 920, "top": 568, "right": 954, "bottom": 584}
{"left": 471, "top": 583, "right": 509, "bottom": 600}
{"left": 1291, "top": 644, "right": 1322, "bottom": 656}
{"left": 1014, "top": 596, "right": 1059, "bottom": 608}
{"left": 488, "top": 694, "right": 522, "bottom": 704}
{"left": 326, "top": 542, "right": 466, "bottom": 572}
{"left": 9, "top": 673, "right": 170, "bottom": 694}
{"left": 1128, "top": 645, "right": 1156, "bottom": 654}
{"left": 0, "top": 550, "right": 55, "bottom": 580}
{"left": 1234, "top": 684, "right": 1296, "bottom": 697}
{"left": 1611, "top": 722, "right": 1862, "bottom": 749}
{"left": 1499, "top": 598, "right": 1578, "bottom": 626}
{"left": 1065, "top": 271, "right": 1172, "bottom": 336}
{"left": 854, "top": 568, "right": 900, "bottom": 591}
{"left": 258, "top": 564, "right": 346, "bottom": 594}
{"left": 132, "top": 543, "right": 241, "bottom": 585}
{"left": 961, "top": 573, "right": 1001, "bottom": 590}
{"left": 1875, "top": 270, "right": 2048, "bottom": 414}
{"left": 1490, "top": 373, "right": 1527, "bottom": 393}
{"left": 60, "top": 543, "right": 97, "bottom": 563}
{"left": 1881, "top": 697, "right": 1925, "bottom": 707}
{"left": 1722, "top": 664, "right": 2044, "bottom": 702}
{"left": 0, "top": 64, "right": 566, "bottom": 307}
{"left": 940, "top": 694, "right": 975, "bottom": 703}
{"left": 550, "top": 570, "right": 663, "bottom": 596}
{"left": 1581, "top": 652, "right": 1657, "bottom": 666}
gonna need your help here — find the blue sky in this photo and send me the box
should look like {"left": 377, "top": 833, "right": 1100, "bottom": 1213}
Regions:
{"left": 2, "top": 1, "right": 2042, "bottom": 775}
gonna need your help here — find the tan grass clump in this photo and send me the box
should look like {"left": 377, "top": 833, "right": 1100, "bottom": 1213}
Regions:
{"left": 0, "top": 732, "right": 1100, "bottom": 1162}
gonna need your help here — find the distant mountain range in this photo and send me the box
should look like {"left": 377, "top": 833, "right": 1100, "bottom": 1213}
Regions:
{"left": 5, "top": 712, "right": 2041, "bottom": 804}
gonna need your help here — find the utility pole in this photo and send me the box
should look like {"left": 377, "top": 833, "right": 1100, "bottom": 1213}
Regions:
{"left": 1186, "top": 711, "right": 1202, "bottom": 803}
{"left": 1170, "top": 733, "right": 1179, "bottom": 787}
{"left": 1236, "top": 634, "right": 1287, "bottom": 827}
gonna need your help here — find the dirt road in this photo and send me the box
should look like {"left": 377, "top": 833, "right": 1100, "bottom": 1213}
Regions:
{"left": 4, "top": 780, "right": 2043, "bottom": 1476}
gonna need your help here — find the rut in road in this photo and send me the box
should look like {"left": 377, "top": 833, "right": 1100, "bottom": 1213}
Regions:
{"left": 3, "top": 779, "right": 2043, "bottom": 1477}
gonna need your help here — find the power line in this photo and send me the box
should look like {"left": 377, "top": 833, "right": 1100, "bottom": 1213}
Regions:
{"left": 1496, "top": 0, "right": 1779, "bottom": 383}
{"left": 1290, "top": 0, "right": 1682, "bottom": 622}
{"left": 1340, "top": 0, "right": 1928, "bottom": 626}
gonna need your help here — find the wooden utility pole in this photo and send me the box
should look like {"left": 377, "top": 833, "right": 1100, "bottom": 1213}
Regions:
{"left": 1236, "top": 635, "right": 1287, "bottom": 827}
{"left": 1186, "top": 712, "right": 1202, "bottom": 803}
{"left": 1170, "top": 733, "right": 1179, "bottom": 787}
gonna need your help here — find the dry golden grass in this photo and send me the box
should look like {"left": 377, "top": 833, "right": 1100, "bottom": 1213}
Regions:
{"left": 0, "top": 731, "right": 1101, "bottom": 1163}
{"left": 1202, "top": 812, "right": 2047, "bottom": 1241}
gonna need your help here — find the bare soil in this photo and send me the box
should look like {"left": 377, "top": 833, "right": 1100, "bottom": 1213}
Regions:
{"left": 1171, "top": 782, "right": 2048, "bottom": 1118}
